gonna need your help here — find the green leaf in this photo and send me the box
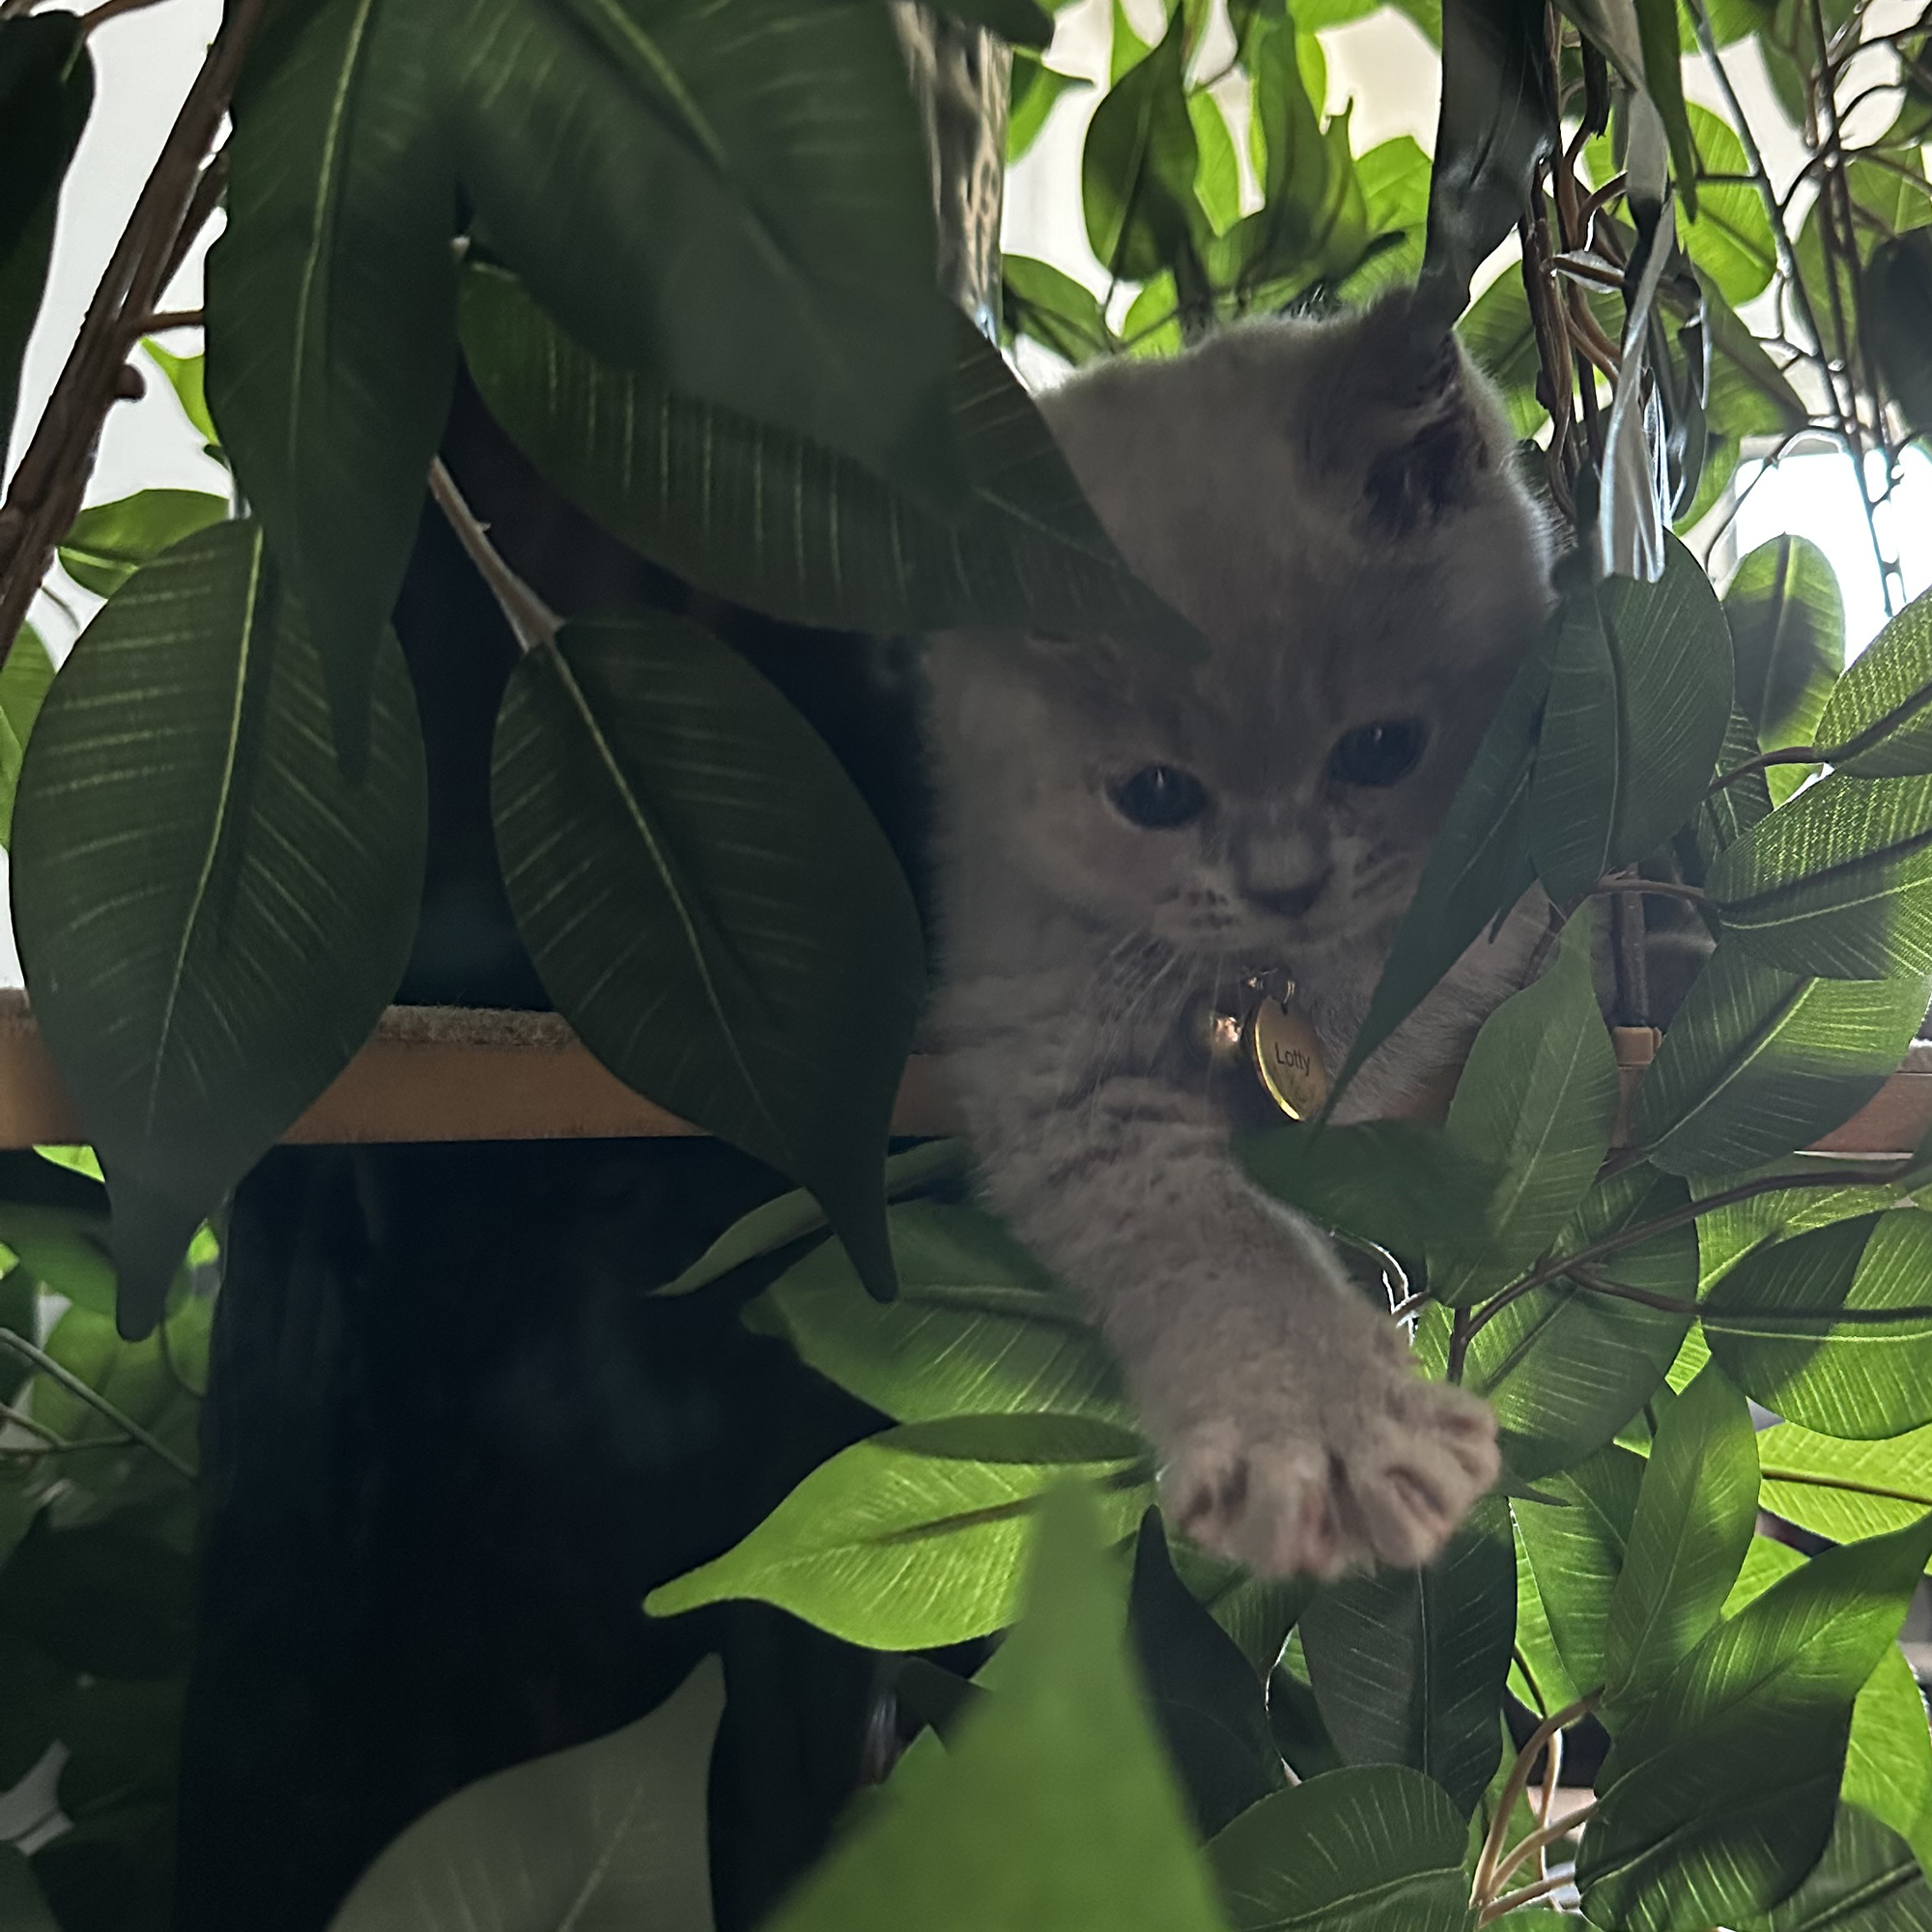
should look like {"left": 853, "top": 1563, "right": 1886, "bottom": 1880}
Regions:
{"left": 207, "top": 0, "right": 455, "bottom": 766}
{"left": 1208, "top": 1767, "right": 1474, "bottom": 1932}
{"left": 1001, "top": 254, "right": 1116, "bottom": 365}
{"left": 1529, "top": 538, "right": 1734, "bottom": 902}
{"left": 1846, "top": 1662, "right": 1932, "bottom": 1879}
{"left": 1702, "top": 269, "right": 1809, "bottom": 444}
{"left": 1756, "top": 1805, "right": 1932, "bottom": 1932}
{"left": 751, "top": 1200, "right": 1129, "bottom": 1423}
{"left": 1815, "top": 586, "right": 1932, "bottom": 776}
{"left": 1634, "top": 0, "right": 1697, "bottom": 212}
{"left": 0, "top": 13, "right": 92, "bottom": 464}
{"left": 327, "top": 1657, "right": 722, "bottom": 1931}
{"left": 1511, "top": 1519, "right": 1582, "bottom": 1715}
{"left": 1795, "top": 157, "right": 1932, "bottom": 373}
{"left": 1189, "top": 92, "right": 1241, "bottom": 236}
{"left": 1602, "top": 1360, "right": 1757, "bottom": 1711}
{"left": 1231, "top": 11, "right": 1338, "bottom": 296}
{"left": 1299, "top": 1495, "right": 1515, "bottom": 1815}
{"left": 0, "top": 1847, "right": 58, "bottom": 1932}
{"left": 0, "top": 1520, "right": 192, "bottom": 1682}
{"left": 1512, "top": 1442, "right": 1644, "bottom": 1691}
{"left": 1186, "top": 1559, "right": 1309, "bottom": 1683}
{"left": 1335, "top": 632, "right": 1548, "bottom": 1098}
{"left": 659, "top": 1142, "right": 968, "bottom": 1297}
{"left": 1729, "top": 1537, "right": 1932, "bottom": 1864}
{"left": 1632, "top": 943, "right": 1932, "bottom": 1178}
{"left": 1758, "top": 1422, "right": 1932, "bottom": 1562}
{"left": 57, "top": 491, "right": 229, "bottom": 601}
{"left": 1870, "top": 228, "right": 1932, "bottom": 440}
{"left": 1692, "top": 1159, "right": 1903, "bottom": 1291}
{"left": 1577, "top": 1513, "right": 1932, "bottom": 1932}
{"left": 26, "top": 1296, "right": 208, "bottom": 1535}
{"left": 1231, "top": 81, "right": 1369, "bottom": 294}
{"left": 1236, "top": 1120, "right": 1495, "bottom": 1256}
{"left": 1465, "top": 1169, "right": 1696, "bottom": 1478}
{"left": 1128, "top": 1511, "right": 1285, "bottom": 1836}
{"left": 1709, "top": 773, "right": 1932, "bottom": 980}
{"left": 1704, "top": 1211, "right": 1932, "bottom": 1437}
{"left": 1433, "top": 909, "right": 1617, "bottom": 1302}
{"left": 0, "top": 1148, "right": 116, "bottom": 1318}
{"left": 1009, "top": 53, "right": 1090, "bottom": 162}
{"left": 459, "top": 265, "right": 1199, "bottom": 655}
{"left": 139, "top": 341, "right": 218, "bottom": 452}
{"left": 1412, "top": 0, "right": 1554, "bottom": 333}
{"left": 760, "top": 1487, "right": 1230, "bottom": 1932}
{"left": 1725, "top": 536, "right": 1844, "bottom": 755}
{"left": 1337, "top": 135, "right": 1434, "bottom": 301}
{"left": 1121, "top": 270, "right": 1183, "bottom": 357}
{"left": 1688, "top": 708, "right": 1774, "bottom": 875}
{"left": 436, "top": 0, "right": 958, "bottom": 503}
{"left": 644, "top": 1414, "right": 1152, "bottom": 1648}
{"left": 1110, "top": 0, "right": 1151, "bottom": 82}
{"left": 1084, "top": 4, "right": 1202, "bottom": 284}
{"left": 1682, "top": 105, "right": 1774, "bottom": 301}
{"left": 12, "top": 522, "right": 426, "bottom": 1337}
{"left": 491, "top": 614, "right": 924, "bottom": 1304}
{"left": 0, "top": 621, "right": 55, "bottom": 850}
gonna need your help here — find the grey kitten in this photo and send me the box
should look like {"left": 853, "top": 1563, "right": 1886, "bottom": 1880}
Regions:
{"left": 924, "top": 298, "right": 1554, "bottom": 1578}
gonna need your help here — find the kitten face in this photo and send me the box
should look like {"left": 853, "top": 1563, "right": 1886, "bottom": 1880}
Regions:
{"left": 928, "top": 298, "right": 1553, "bottom": 978}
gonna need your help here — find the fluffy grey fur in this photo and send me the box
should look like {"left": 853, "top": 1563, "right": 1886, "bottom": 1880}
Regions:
{"left": 925, "top": 299, "right": 1554, "bottom": 1577}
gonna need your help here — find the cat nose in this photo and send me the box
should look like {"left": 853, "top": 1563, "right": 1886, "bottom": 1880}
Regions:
{"left": 1244, "top": 869, "right": 1333, "bottom": 919}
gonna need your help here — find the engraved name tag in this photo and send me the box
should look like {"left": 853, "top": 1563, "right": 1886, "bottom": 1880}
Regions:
{"left": 1246, "top": 991, "right": 1329, "bottom": 1121}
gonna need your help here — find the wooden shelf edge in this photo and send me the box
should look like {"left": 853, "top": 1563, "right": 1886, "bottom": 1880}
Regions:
{"left": 0, "top": 993, "right": 963, "bottom": 1148}
{"left": 0, "top": 992, "right": 1920, "bottom": 1155}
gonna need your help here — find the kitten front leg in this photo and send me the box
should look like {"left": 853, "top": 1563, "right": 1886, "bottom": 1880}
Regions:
{"left": 964, "top": 1066, "right": 1498, "bottom": 1577}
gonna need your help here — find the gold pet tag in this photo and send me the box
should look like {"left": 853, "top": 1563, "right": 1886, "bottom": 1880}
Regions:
{"left": 1245, "top": 986, "right": 1329, "bottom": 1121}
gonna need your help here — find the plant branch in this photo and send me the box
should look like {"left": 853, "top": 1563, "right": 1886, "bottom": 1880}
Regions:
{"left": 426, "top": 459, "right": 560, "bottom": 654}
{"left": 1590, "top": 875, "right": 1708, "bottom": 904}
{"left": 1481, "top": 1866, "right": 1584, "bottom": 1923}
{"left": 1760, "top": 1462, "right": 1932, "bottom": 1506}
{"left": 1706, "top": 743, "right": 1822, "bottom": 791}
{"left": 1471, "top": 1690, "right": 1601, "bottom": 1909}
{"left": 1690, "top": 1, "right": 1830, "bottom": 354}
{"left": 0, "top": 0, "right": 262, "bottom": 666}
{"left": 1710, "top": 669, "right": 1932, "bottom": 794}
{"left": 79, "top": 0, "right": 175, "bottom": 32}
{"left": 1466, "top": 1160, "right": 1911, "bottom": 1338}
{"left": 130, "top": 307, "right": 204, "bottom": 337}
{"left": 1493, "top": 1798, "right": 1600, "bottom": 1893}
{"left": 0, "top": 1328, "right": 197, "bottom": 1479}
{"left": 1564, "top": 1263, "right": 1703, "bottom": 1314}
{"left": 0, "top": 1399, "right": 61, "bottom": 1446}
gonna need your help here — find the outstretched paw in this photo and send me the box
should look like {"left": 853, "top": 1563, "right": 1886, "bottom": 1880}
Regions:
{"left": 1162, "top": 1346, "right": 1499, "bottom": 1578}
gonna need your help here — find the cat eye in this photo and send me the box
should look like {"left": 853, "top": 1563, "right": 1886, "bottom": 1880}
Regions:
{"left": 1111, "top": 764, "right": 1209, "bottom": 830}
{"left": 1328, "top": 719, "right": 1427, "bottom": 788}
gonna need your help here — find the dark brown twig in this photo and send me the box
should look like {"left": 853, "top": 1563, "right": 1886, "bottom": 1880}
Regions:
{"left": 1466, "top": 1158, "right": 1911, "bottom": 1340}
{"left": 426, "top": 459, "right": 559, "bottom": 655}
{"left": 79, "top": 0, "right": 175, "bottom": 31}
{"left": 0, "top": 0, "right": 263, "bottom": 665}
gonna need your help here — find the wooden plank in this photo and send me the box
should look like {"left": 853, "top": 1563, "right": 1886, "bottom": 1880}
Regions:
{"left": 0, "top": 993, "right": 963, "bottom": 1147}
{"left": 0, "top": 990, "right": 1921, "bottom": 1153}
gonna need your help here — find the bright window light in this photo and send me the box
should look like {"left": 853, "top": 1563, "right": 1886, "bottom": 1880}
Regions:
{"left": 1730, "top": 446, "right": 1932, "bottom": 661}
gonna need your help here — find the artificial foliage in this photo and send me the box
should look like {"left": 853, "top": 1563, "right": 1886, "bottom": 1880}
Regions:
{"left": 3, "top": 0, "right": 1932, "bottom": 1921}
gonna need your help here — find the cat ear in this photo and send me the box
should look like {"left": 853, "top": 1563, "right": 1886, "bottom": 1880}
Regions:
{"left": 1310, "top": 297, "right": 1507, "bottom": 536}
